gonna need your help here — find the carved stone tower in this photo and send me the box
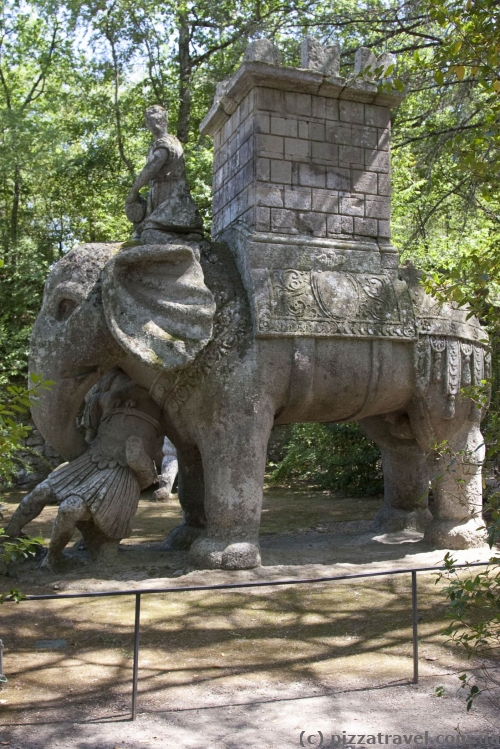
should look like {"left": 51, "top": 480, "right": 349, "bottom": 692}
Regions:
{"left": 200, "top": 40, "right": 416, "bottom": 340}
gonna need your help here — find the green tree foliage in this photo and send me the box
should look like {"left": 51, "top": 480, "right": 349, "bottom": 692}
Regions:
{"left": 0, "top": 375, "right": 48, "bottom": 601}
{"left": 0, "top": 374, "right": 52, "bottom": 483}
{"left": 390, "top": 0, "right": 500, "bottom": 323}
{"left": 270, "top": 423, "right": 383, "bottom": 496}
{"left": 408, "top": 0, "right": 500, "bottom": 710}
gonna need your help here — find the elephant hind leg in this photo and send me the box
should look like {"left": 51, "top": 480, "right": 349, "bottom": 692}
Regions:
{"left": 160, "top": 444, "right": 206, "bottom": 551}
{"left": 360, "top": 414, "right": 431, "bottom": 533}
{"left": 424, "top": 423, "right": 486, "bottom": 549}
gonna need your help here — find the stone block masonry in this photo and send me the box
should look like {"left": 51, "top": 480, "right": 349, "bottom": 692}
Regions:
{"left": 202, "top": 60, "right": 402, "bottom": 245}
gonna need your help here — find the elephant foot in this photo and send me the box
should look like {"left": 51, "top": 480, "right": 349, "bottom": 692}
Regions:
{"left": 159, "top": 523, "right": 203, "bottom": 551}
{"left": 373, "top": 506, "right": 432, "bottom": 533}
{"left": 152, "top": 486, "right": 172, "bottom": 502}
{"left": 424, "top": 518, "right": 487, "bottom": 549}
{"left": 189, "top": 535, "right": 261, "bottom": 570}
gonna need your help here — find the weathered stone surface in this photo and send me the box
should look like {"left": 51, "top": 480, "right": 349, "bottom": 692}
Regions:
{"left": 207, "top": 54, "right": 395, "bottom": 244}
{"left": 301, "top": 38, "right": 341, "bottom": 77}
{"left": 7, "top": 368, "right": 162, "bottom": 571}
{"left": 355, "top": 49, "right": 396, "bottom": 81}
{"left": 376, "top": 52, "right": 396, "bottom": 76}
{"left": 153, "top": 436, "right": 178, "bottom": 502}
{"left": 254, "top": 267, "right": 417, "bottom": 338}
{"left": 324, "top": 44, "right": 341, "bottom": 77}
{"left": 19, "top": 38, "right": 490, "bottom": 577}
{"left": 125, "top": 105, "right": 203, "bottom": 239}
{"left": 354, "top": 47, "right": 378, "bottom": 76}
{"left": 243, "top": 39, "right": 282, "bottom": 65}
{"left": 300, "top": 37, "right": 324, "bottom": 71}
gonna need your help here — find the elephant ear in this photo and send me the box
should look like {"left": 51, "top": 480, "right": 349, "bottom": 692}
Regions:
{"left": 102, "top": 244, "right": 216, "bottom": 370}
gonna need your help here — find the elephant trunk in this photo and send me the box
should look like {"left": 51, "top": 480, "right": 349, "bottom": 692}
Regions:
{"left": 29, "top": 348, "right": 101, "bottom": 463}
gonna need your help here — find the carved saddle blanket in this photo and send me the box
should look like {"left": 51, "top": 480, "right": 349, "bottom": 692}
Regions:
{"left": 252, "top": 268, "right": 417, "bottom": 340}
{"left": 248, "top": 264, "right": 489, "bottom": 421}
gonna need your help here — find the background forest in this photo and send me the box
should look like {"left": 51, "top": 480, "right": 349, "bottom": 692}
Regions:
{"left": 0, "top": 0, "right": 499, "bottom": 491}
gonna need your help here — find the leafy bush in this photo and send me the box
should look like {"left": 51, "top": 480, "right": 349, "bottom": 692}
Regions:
{"left": 437, "top": 498, "right": 500, "bottom": 713}
{"left": 0, "top": 524, "right": 43, "bottom": 580}
{"left": 0, "top": 376, "right": 50, "bottom": 604}
{"left": 0, "top": 375, "right": 53, "bottom": 484}
{"left": 270, "top": 422, "right": 383, "bottom": 496}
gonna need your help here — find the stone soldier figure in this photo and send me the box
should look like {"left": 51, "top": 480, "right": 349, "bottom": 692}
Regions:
{"left": 153, "top": 436, "right": 178, "bottom": 502}
{"left": 125, "top": 104, "right": 203, "bottom": 241}
{"left": 6, "top": 368, "right": 162, "bottom": 571}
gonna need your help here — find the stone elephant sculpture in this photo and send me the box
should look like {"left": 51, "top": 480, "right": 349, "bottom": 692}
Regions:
{"left": 28, "top": 237, "right": 488, "bottom": 570}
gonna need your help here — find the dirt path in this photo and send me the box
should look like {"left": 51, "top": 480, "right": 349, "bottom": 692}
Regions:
{"left": 0, "top": 489, "right": 497, "bottom": 747}
{"left": 1, "top": 671, "right": 499, "bottom": 749}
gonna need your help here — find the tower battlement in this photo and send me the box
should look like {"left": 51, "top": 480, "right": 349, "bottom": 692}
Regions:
{"left": 201, "top": 41, "right": 403, "bottom": 272}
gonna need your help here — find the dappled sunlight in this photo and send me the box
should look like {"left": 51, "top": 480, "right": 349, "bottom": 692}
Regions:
{"left": 0, "top": 486, "right": 383, "bottom": 548}
{"left": 0, "top": 484, "right": 493, "bottom": 727}
{"left": 0, "top": 573, "right": 489, "bottom": 724}
{"left": 259, "top": 486, "right": 382, "bottom": 534}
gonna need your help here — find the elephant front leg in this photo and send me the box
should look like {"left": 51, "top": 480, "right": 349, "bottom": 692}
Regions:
{"left": 360, "top": 415, "right": 431, "bottom": 533}
{"left": 190, "top": 413, "right": 273, "bottom": 570}
{"left": 160, "top": 445, "right": 206, "bottom": 551}
{"left": 424, "top": 423, "right": 486, "bottom": 549}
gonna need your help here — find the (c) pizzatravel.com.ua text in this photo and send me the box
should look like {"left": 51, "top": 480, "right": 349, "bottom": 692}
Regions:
{"left": 299, "top": 732, "right": 500, "bottom": 747}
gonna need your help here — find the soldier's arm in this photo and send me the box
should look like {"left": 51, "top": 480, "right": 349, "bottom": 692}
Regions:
{"left": 126, "top": 148, "right": 169, "bottom": 203}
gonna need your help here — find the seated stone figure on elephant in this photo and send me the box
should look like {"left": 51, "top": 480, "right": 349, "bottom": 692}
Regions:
{"left": 6, "top": 367, "right": 163, "bottom": 571}
{"left": 125, "top": 105, "right": 203, "bottom": 243}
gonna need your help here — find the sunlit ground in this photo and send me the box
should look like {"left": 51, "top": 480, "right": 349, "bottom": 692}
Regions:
{"left": 0, "top": 486, "right": 493, "bottom": 724}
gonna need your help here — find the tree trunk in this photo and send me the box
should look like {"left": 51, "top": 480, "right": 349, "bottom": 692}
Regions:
{"left": 10, "top": 163, "right": 20, "bottom": 252}
{"left": 177, "top": 12, "right": 191, "bottom": 143}
{"left": 105, "top": 25, "right": 135, "bottom": 178}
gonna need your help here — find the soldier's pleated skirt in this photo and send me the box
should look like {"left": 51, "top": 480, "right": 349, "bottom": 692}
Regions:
{"left": 49, "top": 452, "right": 140, "bottom": 540}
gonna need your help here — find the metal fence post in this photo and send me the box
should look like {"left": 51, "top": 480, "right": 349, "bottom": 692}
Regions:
{"left": 411, "top": 570, "right": 418, "bottom": 684}
{"left": 131, "top": 593, "right": 141, "bottom": 720}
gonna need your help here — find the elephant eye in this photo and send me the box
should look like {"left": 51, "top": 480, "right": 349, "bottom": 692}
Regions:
{"left": 55, "top": 298, "right": 78, "bottom": 322}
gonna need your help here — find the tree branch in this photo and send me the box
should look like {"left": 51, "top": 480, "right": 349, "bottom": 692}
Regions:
{"left": 103, "top": 15, "right": 135, "bottom": 178}
{"left": 394, "top": 123, "right": 481, "bottom": 149}
{"left": 21, "top": 24, "right": 58, "bottom": 110}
